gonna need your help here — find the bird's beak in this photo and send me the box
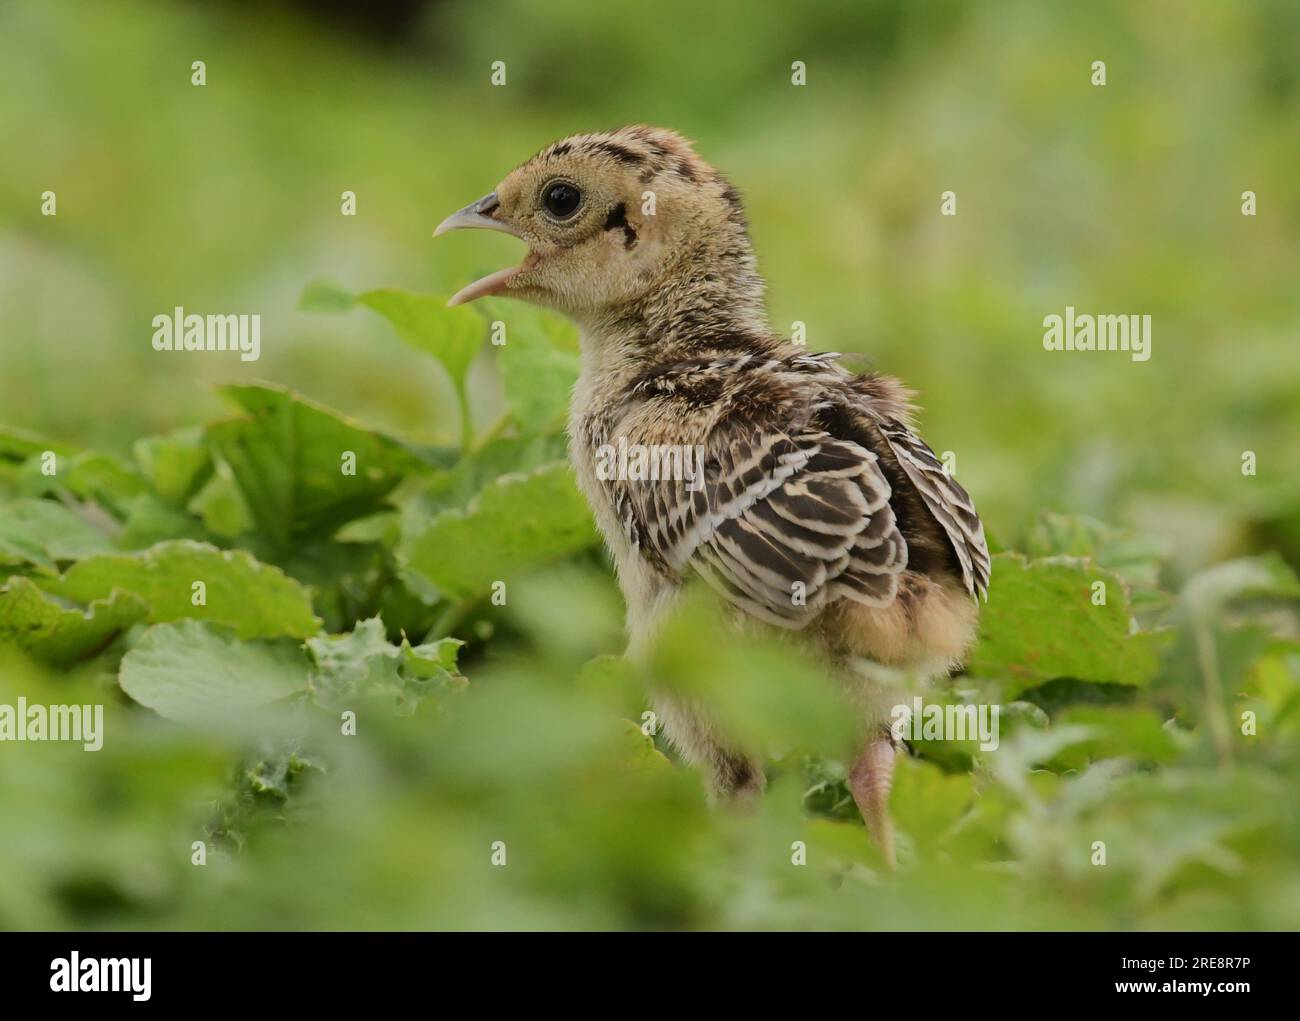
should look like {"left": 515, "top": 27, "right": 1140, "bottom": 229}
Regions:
{"left": 435, "top": 192, "right": 536, "bottom": 307}
{"left": 433, "top": 192, "right": 516, "bottom": 239}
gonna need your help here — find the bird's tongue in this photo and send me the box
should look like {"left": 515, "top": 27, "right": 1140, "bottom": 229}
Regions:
{"left": 448, "top": 252, "right": 540, "bottom": 307}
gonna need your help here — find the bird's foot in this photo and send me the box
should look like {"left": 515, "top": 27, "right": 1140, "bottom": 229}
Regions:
{"left": 849, "top": 733, "right": 898, "bottom": 870}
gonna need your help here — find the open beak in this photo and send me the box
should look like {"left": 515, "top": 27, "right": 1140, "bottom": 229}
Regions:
{"left": 434, "top": 192, "right": 537, "bottom": 306}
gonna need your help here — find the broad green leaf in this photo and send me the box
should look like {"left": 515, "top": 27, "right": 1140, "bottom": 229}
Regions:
{"left": 970, "top": 554, "right": 1167, "bottom": 696}
{"left": 0, "top": 424, "right": 72, "bottom": 462}
{"left": 399, "top": 461, "right": 597, "bottom": 602}
{"left": 892, "top": 756, "right": 978, "bottom": 852}
{"left": 615, "top": 718, "right": 673, "bottom": 773}
{"left": 986, "top": 725, "right": 1099, "bottom": 794}
{"left": 0, "top": 577, "right": 147, "bottom": 668}
{"left": 187, "top": 460, "right": 255, "bottom": 538}
{"left": 403, "top": 634, "right": 464, "bottom": 675}
{"left": 334, "top": 510, "right": 401, "bottom": 546}
{"left": 1026, "top": 511, "right": 1170, "bottom": 609}
{"left": 575, "top": 651, "right": 639, "bottom": 695}
{"left": 18, "top": 451, "right": 149, "bottom": 517}
{"left": 37, "top": 539, "right": 320, "bottom": 639}
{"left": 206, "top": 384, "right": 426, "bottom": 548}
{"left": 306, "top": 616, "right": 465, "bottom": 711}
{"left": 307, "top": 616, "right": 400, "bottom": 701}
{"left": 806, "top": 816, "right": 878, "bottom": 868}
{"left": 648, "top": 587, "right": 856, "bottom": 754}
{"left": 357, "top": 289, "right": 485, "bottom": 388}
{"left": 117, "top": 493, "right": 210, "bottom": 549}
{"left": 480, "top": 299, "right": 580, "bottom": 431}
{"left": 405, "top": 432, "right": 569, "bottom": 521}
{"left": 497, "top": 327, "right": 579, "bottom": 433}
{"left": 119, "top": 620, "right": 310, "bottom": 724}
{"left": 1244, "top": 644, "right": 1300, "bottom": 738}
{"left": 0, "top": 498, "right": 115, "bottom": 570}
{"left": 66, "top": 454, "right": 149, "bottom": 510}
{"left": 479, "top": 298, "right": 580, "bottom": 354}
{"left": 134, "top": 427, "right": 213, "bottom": 504}
{"left": 1052, "top": 706, "right": 1182, "bottom": 768}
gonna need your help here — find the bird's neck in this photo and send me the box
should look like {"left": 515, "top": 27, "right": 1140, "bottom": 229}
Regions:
{"left": 577, "top": 228, "right": 782, "bottom": 384}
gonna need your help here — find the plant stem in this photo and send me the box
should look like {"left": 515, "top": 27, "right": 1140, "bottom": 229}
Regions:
{"left": 470, "top": 411, "right": 513, "bottom": 455}
{"left": 425, "top": 598, "right": 479, "bottom": 642}
{"left": 457, "top": 383, "right": 474, "bottom": 452}
{"left": 1193, "top": 614, "right": 1233, "bottom": 768}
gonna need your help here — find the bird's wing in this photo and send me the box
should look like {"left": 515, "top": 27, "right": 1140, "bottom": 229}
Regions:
{"left": 625, "top": 429, "right": 908, "bottom": 628}
{"left": 875, "top": 417, "right": 990, "bottom": 599}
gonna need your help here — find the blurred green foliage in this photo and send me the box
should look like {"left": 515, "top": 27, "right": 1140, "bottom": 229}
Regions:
{"left": 1, "top": 0, "right": 1299, "bottom": 930}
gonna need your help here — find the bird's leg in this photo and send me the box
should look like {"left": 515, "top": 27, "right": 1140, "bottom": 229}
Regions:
{"left": 710, "top": 750, "right": 765, "bottom": 810}
{"left": 848, "top": 731, "right": 898, "bottom": 869}
{"left": 651, "top": 694, "right": 764, "bottom": 808}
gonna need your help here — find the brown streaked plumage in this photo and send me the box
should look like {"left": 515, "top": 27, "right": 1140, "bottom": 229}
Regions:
{"left": 435, "top": 126, "right": 990, "bottom": 866}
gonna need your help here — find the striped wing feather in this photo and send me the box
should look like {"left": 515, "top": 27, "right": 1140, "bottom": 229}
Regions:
{"left": 629, "top": 431, "right": 908, "bottom": 629}
{"left": 876, "top": 418, "right": 990, "bottom": 599}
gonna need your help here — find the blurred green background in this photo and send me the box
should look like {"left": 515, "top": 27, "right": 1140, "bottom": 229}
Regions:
{"left": 6, "top": 0, "right": 1298, "bottom": 557}
{"left": 1, "top": 0, "right": 1299, "bottom": 931}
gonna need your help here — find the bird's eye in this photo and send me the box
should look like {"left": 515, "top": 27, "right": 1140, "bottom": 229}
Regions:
{"left": 542, "top": 181, "right": 582, "bottom": 219}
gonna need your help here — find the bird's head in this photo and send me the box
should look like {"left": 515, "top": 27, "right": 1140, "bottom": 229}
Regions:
{"left": 435, "top": 126, "right": 764, "bottom": 334}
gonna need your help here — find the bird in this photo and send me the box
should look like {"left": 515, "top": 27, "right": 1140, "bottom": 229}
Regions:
{"left": 435, "top": 126, "right": 990, "bottom": 866}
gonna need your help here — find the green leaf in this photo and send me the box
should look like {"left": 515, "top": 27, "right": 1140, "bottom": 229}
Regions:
{"left": 498, "top": 331, "right": 579, "bottom": 434}
{"left": 334, "top": 510, "right": 401, "bottom": 546}
{"left": 480, "top": 299, "right": 580, "bottom": 431}
{"left": 1180, "top": 554, "right": 1300, "bottom": 618}
{"left": 405, "top": 432, "right": 569, "bottom": 520}
{"left": 306, "top": 616, "right": 465, "bottom": 711}
{"left": 648, "top": 587, "right": 856, "bottom": 755}
{"left": 0, "top": 498, "right": 116, "bottom": 570}
{"left": 479, "top": 298, "right": 580, "bottom": 354}
{"left": 987, "top": 724, "right": 1100, "bottom": 791}
{"left": 615, "top": 717, "right": 673, "bottom": 772}
{"left": 1244, "top": 644, "right": 1300, "bottom": 738}
{"left": 0, "top": 577, "right": 148, "bottom": 667}
{"left": 298, "top": 278, "right": 357, "bottom": 313}
{"left": 133, "top": 427, "right": 213, "bottom": 504}
{"left": 117, "top": 493, "right": 210, "bottom": 549}
{"left": 357, "top": 289, "right": 485, "bottom": 388}
{"left": 37, "top": 540, "right": 320, "bottom": 639}
{"left": 0, "top": 424, "right": 73, "bottom": 463}
{"left": 119, "top": 620, "right": 310, "bottom": 724}
{"left": 1015, "top": 677, "right": 1137, "bottom": 715}
{"left": 970, "top": 553, "right": 1167, "bottom": 696}
{"left": 239, "top": 747, "right": 324, "bottom": 803}
{"left": 187, "top": 461, "right": 255, "bottom": 538}
{"left": 206, "top": 384, "right": 426, "bottom": 548}
{"left": 399, "top": 462, "right": 597, "bottom": 602}
{"left": 1025, "top": 511, "right": 1170, "bottom": 609}
{"left": 1154, "top": 558, "right": 1299, "bottom": 754}
{"left": 1051, "top": 706, "right": 1182, "bottom": 768}
{"left": 892, "top": 756, "right": 978, "bottom": 852}
{"left": 402, "top": 634, "right": 464, "bottom": 676}
{"left": 19, "top": 451, "right": 149, "bottom": 517}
